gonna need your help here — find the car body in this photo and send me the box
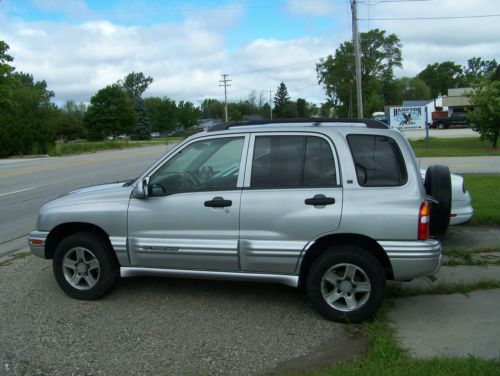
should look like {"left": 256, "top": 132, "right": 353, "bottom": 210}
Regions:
{"left": 420, "top": 170, "right": 473, "bottom": 225}
{"left": 29, "top": 119, "right": 449, "bottom": 322}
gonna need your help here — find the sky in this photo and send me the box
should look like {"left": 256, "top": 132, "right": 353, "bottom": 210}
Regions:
{"left": 1, "top": 0, "right": 499, "bottom": 107}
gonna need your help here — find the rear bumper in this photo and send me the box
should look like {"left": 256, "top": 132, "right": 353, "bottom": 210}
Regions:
{"left": 28, "top": 230, "right": 49, "bottom": 259}
{"left": 378, "top": 239, "right": 442, "bottom": 281}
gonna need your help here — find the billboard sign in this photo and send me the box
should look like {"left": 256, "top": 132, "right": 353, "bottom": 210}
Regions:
{"left": 389, "top": 106, "right": 426, "bottom": 129}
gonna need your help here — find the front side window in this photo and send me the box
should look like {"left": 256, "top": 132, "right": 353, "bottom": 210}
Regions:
{"left": 149, "top": 137, "right": 244, "bottom": 196}
{"left": 347, "top": 134, "right": 407, "bottom": 187}
{"left": 250, "top": 135, "right": 336, "bottom": 189}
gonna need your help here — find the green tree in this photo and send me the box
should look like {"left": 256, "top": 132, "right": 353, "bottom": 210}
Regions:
{"left": 296, "top": 98, "right": 307, "bottom": 118}
{"left": 459, "top": 57, "right": 498, "bottom": 87}
{"left": 177, "top": 101, "right": 201, "bottom": 129}
{"left": 55, "top": 100, "right": 87, "bottom": 141}
{"left": 417, "top": 61, "right": 463, "bottom": 98}
{"left": 201, "top": 98, "right": 225, "bottom": 119}
{"left": 391, "top": 77, "right": 431, "bottom": 103}
{"left": 468, "top": 81, "right": 500, "bottom": 148}
{"left": 145, "top": 96, "right": 178, "bottom": 132}
{"left": 119, "top": 72, "right": 153, "bottom": 131}
{"left": 316, "top": 29, "right": 402, "bottom": 117}
{"left": 84, "top": 84, "right": 136, "bottom": 140}
{"left": 120, "top": 71, "right": 153, "bottom": 98}
{"left": 274, "top": 82, "right": 295, "bottom": 118}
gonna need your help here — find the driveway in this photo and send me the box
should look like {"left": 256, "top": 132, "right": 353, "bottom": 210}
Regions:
{"left": 0, "top": 254, "right": 358, "bottom": 375}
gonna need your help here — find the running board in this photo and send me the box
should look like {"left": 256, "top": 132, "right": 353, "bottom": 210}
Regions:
{"left": 120, "top": 267, "right": 299, "bottom": 288}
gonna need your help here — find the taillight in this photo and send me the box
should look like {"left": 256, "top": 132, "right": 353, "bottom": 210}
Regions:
{"left": 418, "top": 201, "right": 430, "bottom": 240}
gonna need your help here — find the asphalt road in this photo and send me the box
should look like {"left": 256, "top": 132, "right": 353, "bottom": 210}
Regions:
{"left": 0, "top": 145, "right": 169, "bottom": 248}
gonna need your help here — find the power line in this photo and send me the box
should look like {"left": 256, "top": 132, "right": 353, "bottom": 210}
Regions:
{"left": 359, "top": 13, "right": 500, "bottom": 20}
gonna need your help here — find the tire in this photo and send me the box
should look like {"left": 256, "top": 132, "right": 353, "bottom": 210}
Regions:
{"left": 424, "top": 165, "right": 452, "bottom": 238}
{"left": 437, "top": 122, "right": 445, "bottom": 129}
{"left": 306, "top": 246, "right": 386, "bottom": 323}
{"left": 53, "top": 232, "right": 119, "bottom": 300}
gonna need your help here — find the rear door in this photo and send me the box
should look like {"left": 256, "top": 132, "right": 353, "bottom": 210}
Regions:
{"left": 239, "top": 133, "right": 343, "bottom": 274}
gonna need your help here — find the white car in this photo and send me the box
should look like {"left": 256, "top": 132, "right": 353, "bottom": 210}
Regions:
{"left": 421, "top": 170, "right": 473, "bottom": 225}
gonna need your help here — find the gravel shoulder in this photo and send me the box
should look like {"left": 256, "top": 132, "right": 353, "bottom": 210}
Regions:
{"left": 0, "top": 253, "right": 356, "bottom": 375}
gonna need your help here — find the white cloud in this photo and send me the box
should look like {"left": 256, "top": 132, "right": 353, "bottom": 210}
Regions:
{"left": 0, "top": 0, "right": 498, "bottom": 108}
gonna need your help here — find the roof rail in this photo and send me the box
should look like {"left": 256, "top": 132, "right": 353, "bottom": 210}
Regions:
{"left": 207, "top": 118, "right": 389, "bottom": 132}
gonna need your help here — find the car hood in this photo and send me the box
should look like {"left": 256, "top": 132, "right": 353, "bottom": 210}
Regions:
{"left": 41, "top": 182, "right": 134, "bottom": 210}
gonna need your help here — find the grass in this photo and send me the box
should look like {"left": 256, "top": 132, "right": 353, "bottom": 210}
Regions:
{"left": 410, "top": 137, "right": 500, "bottom": 157}
{"left": 289, "top": 279, "right": 500, "bottom": 376}
{"left": 387, "top": 280, "right": 500, "bottom": 299}
{"left": 291, "top": 303, "right": 499, "bottom": 376}
{"left": 47, "top": 137, "right": 183, "bottom": 156}
{"left": 443, "top": 246, "right": 500, "bottom": 266}
{"left": 462, "top": 174, "right": 500, "bottom": 225}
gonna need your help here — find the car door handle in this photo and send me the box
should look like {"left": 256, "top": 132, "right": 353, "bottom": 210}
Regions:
{"left": 204, "top": 196, "right": 232, "bottom": 208}
{"left": 305, "top": 195, "right": 335, "bottom": 206}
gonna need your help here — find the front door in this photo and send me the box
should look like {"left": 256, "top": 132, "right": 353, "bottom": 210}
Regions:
{"left": 128, "top": 134, "right": 248, "bottom": 270}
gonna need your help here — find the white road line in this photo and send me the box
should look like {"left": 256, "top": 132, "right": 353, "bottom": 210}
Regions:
{"left": 0, "top": 187, "right": 37, "bottom": 197}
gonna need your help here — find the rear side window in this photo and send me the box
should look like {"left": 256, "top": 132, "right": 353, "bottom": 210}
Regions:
{"left": 347, "top": 135, "right": 407, "bottom": 187}
{"left": 251, "top": 135, "right": 336, "bottom": 188}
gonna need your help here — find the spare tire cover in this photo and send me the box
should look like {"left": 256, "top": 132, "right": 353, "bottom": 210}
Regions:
{"left": 424, "top": 165, "right": 452, "bottom": 237}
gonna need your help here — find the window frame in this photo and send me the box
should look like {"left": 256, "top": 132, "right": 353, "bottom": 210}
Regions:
{"left": 146, "top": 133, "right": 250, "bottom": 196}
{"left": 243, "top": 132, "right": 341, "bottom": 190}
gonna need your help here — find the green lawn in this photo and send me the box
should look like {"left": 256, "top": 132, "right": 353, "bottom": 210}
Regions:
{"left": 410, "top": 137, "right": 500, "bottom": 157}
{"left": 292, "top": 304, "right": 498, "bottom": 376}
{"left": 48, "top": 137, "right": 183, "bottom": 156}
{"left": 462, "top": 174, "right": 500, "bottom": 225}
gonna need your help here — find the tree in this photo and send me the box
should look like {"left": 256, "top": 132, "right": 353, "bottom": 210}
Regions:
{"left": 84, "top": 84, "right": 136, "bottom": 140}
{"left": 417, "top": 61, "right": 462, "bottom": 98}
{"left": 459, "top": 57, "right": 498, "bottom": 87}
{"left": 55, "top": 100, "right": 87, "bottom": 141}
{"left": 201, "top": 98, "right": 225, "bottom": 119}
{"left": 177, "top": 101, "right": 201, "bottom": 129}
{"left": 120, "top": 71, "right": 153, "bottom": 98}
{"left": 145, "top": 97, "right": 178, "bottom": 132}
{"left": 296, "top": 98, "right": 307, "bottom": 118}
{"left": 119, "top": 72, "right": 153, "bottom": 131}
{"left": 316, "top": 29, "right": 402, "bottom": 117}
{"left": 274, "top": 82, "right": 295, "bottom": 118}
{"left": 391, "top": 77, "right": 431, "bottom": 103}
{"left": 468, "top": 81, "right": 500, "bottom": 148}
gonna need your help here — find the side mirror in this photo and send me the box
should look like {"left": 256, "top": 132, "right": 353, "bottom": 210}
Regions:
{"left": 132, "top": 177, "right": 149, "bottom": 198}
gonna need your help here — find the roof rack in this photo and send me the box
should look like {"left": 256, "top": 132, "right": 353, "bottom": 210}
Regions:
{"left": 207, "top": 118, "right": 389, "bottom": 132}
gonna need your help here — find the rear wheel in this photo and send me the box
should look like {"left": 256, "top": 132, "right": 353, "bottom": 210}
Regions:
{"left": 53, "top": 232, "right": 119, "bottom": 300}
{"left": 306, "top": 246, "right": 386, "bottom": 323}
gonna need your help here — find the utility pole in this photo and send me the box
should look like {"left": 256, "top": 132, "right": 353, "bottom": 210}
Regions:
{"left": 269, "top": 90, "right": 273, "bottom": 119}
{"left": 219, "top": 74, "right": 231, "bottom": 122}
{"left": 351, "top": 0, "right": 363, "bottom": 118}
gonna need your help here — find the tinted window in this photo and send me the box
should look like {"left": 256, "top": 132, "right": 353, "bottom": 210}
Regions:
{"left": 149, "top": 137, "right": 244, "bottom": 195}
{"left": 347, "top": 135, "right": 407, "bottom": 187}
{"left": 251, "top": 135, "right": 336, "bottom": 188}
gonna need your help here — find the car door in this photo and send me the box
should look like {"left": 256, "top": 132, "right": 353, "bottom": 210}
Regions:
{"left": 127, "top": 134, "right": 248, "bottom": 270}
{"left": 239, "top": 133, "right": 343, "bottom": 274}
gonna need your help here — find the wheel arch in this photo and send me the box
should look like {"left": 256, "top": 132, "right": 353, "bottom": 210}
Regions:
{"left": 298, "top": 233, "right": 394, "bottom": 287}
{"left": 45, "top": 222, "right": 115, "bottom": 260}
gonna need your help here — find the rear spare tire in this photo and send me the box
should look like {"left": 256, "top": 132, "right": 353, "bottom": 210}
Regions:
{"left": 424, "top": 165, "right": 452, "bottom": 237}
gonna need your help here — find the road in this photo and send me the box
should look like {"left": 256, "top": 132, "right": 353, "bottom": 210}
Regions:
{"left": 0, "top": 145, "right": 168, "bottom": 249}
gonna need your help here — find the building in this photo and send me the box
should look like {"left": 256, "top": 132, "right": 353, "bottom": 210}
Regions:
{"left": 442, "top": 88, "right": 474, "bottom": 114}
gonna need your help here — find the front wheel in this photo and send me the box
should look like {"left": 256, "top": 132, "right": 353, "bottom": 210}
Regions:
{"left": 53, "top": 232, "right": 119, "bottom": 300}
{"left": 306, "top": 246, "right": 386, "bottom": 323}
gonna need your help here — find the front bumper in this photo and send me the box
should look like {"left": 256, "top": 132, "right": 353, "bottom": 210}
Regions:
{"left": 28, "top": 230, "right": 49, "bottom": 259}
{"left": 378, "top": 239, "right": 442, "bottom": 281}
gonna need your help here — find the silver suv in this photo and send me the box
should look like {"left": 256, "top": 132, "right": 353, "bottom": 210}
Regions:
{"left": 29, "top": 119, "right": 451, "bottom": 322}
